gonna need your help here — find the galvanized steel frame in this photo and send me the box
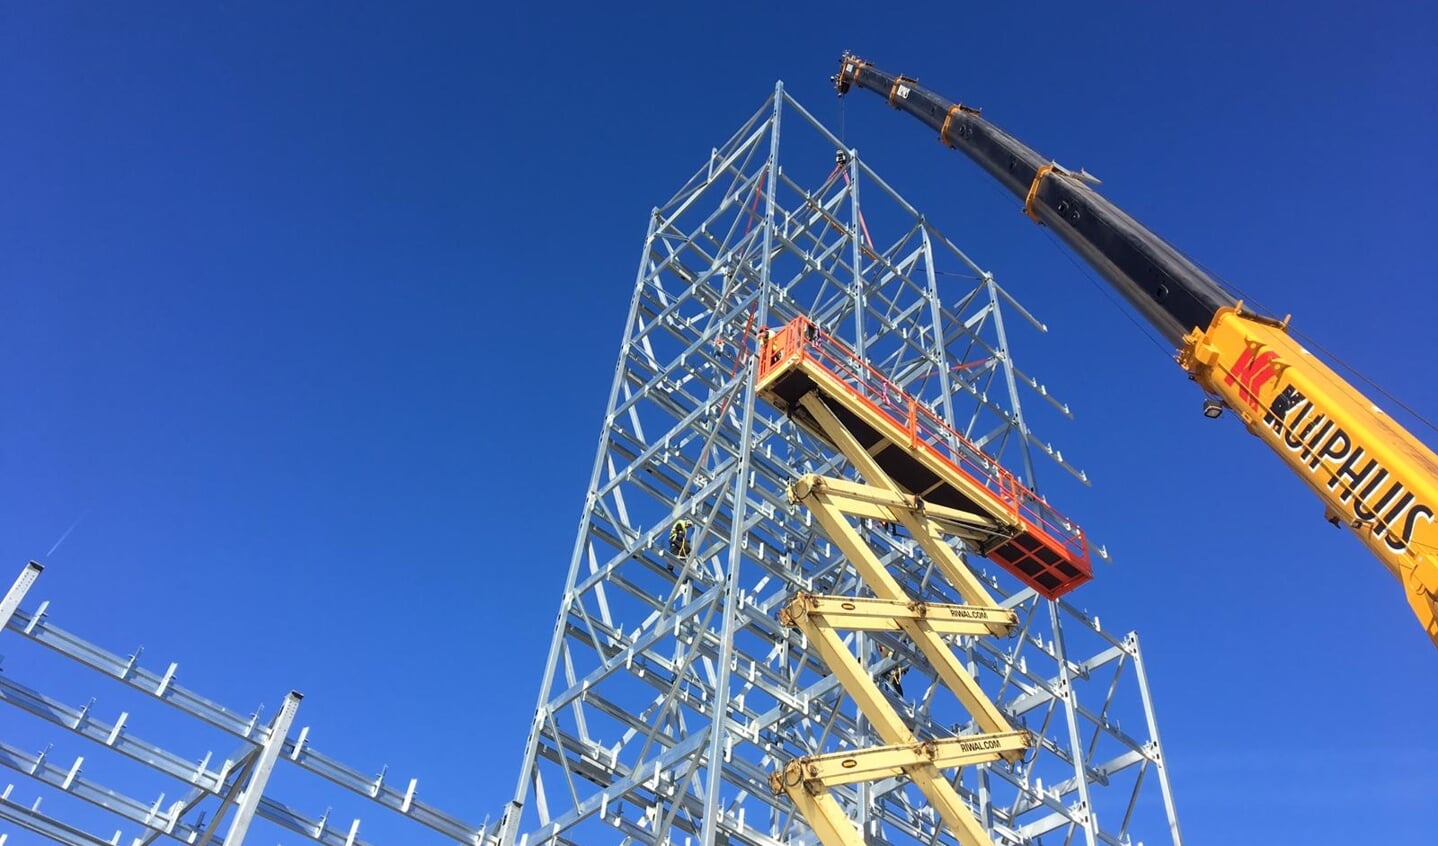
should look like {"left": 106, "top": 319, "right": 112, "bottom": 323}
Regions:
{"left": 0, "top": 83, "right": 1183, "bottom": 846}
{"left": 502, "top": 85, "right": 1182, "bottom": 846}
{"left": 0, "top": 562, "right": 493, "bottom": 846}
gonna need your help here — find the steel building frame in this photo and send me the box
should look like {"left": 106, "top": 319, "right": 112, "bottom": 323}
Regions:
{"left": 1, "top": 561, "right": 495, "bottom": 846}
{"left": 2, "top": 82, "right": 1184, "bottom": 846}
{"left": 503, "top": 85, "right": 1181, "bottom": 846}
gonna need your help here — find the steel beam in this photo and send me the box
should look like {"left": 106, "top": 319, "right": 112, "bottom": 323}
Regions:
{"left": 4, "top": 604, "right": 487, "bottom": 844}
{"left": 0, "top": 788, "right": 116, "bottom": 846}
{"left": 0, "top": 563, "right": 42, "bottom": 634}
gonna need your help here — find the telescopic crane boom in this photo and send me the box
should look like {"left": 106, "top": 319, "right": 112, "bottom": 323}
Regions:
{"left": 835, "top": 54, "right": 1438, "bottom": 647}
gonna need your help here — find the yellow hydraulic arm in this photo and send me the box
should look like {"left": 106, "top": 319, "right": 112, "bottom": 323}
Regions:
{"left": 835, "top": 54, "right": 1438, "bottom": 646}
{"left": 768, "top": 392, "right": 1032, "bottom": 846}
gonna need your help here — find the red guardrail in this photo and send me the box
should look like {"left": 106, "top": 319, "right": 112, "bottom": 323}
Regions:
{"left": 759, "top": 316, "right": 1088, "bottom": 566}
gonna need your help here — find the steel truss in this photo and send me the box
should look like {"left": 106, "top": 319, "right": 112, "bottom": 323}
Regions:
{"left": 0, "top": 561, "right": 496, "bottom": 846}
{"left": 503, "top": 85, "right": 1182, "bottom": 846}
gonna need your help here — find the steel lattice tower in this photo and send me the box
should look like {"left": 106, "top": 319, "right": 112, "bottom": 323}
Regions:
{"left": 501, "top": 86, "right": 1182, "bottom": 846}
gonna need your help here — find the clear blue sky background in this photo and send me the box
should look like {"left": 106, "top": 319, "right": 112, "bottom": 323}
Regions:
{"left": 2, "top": 2, "right": 1435, "bottom": 844}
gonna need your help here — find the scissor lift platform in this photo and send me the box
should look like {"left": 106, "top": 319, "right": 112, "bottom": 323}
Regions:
{"left": 756, "top": 317, "right": 1091, "bottom": 599}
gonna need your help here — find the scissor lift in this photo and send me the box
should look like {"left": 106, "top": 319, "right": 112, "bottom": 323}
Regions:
{"left": 757, "top": 317, "right": 1091, "bottom": 599}
{"left": 756, "top": 317, "right": 1094, "bottom": 846}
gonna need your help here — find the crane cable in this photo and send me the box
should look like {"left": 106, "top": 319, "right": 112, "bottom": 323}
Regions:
{"left": 834, "top": 155, "right": 877, "bottom": 256}
{"left": 1036, "top": 225, "right": 1174, "bottom": 359}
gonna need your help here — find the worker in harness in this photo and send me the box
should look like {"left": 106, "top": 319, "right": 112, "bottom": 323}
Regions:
{"left": 669, "top": 519, "right": 693, "bottom": 559}
{"left": 877, "top": 644, "right": 908, "bottom": 698}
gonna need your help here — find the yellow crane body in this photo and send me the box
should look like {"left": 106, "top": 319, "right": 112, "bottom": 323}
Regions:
{"left": 1183, "top": 307, "right": 1438, "bottom": 644}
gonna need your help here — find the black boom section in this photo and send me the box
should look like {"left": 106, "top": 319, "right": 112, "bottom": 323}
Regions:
{"left": 836, "top": 55, "right": 1236, "bottom": 345}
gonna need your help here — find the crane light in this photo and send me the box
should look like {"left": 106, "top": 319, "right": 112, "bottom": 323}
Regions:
{"left": 1202, "top": 399, "right": 1224, "bottom": 419}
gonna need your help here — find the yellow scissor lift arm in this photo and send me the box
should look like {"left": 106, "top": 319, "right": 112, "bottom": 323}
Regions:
{"left": 755, "top": 318, "right": 1093, "bottom": 845}
{"left": 767, "top": 393, "right": 1030, "bottom": 846}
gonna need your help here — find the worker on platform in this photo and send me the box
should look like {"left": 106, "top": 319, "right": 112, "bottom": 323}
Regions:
{"left": 877, "top": 644, "right": 908, "bottom": 698}
{"left": 669, "top": 519, "right": 693, "bottom": 559}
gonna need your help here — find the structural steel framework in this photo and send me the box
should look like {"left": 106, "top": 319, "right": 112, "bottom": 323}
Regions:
{"left": 1, "top": 83, "right": 1183, "bottom": 846}
{"left": 1, "top": 561, "right": 494, "bottom": 846}
{"left": 503, "top": 86, "right": 1182, "bottom": 846}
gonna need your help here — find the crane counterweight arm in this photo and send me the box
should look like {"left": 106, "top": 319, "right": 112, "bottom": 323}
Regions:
{"left": 836, "top": 53, "right": 1438, "bottom": 648}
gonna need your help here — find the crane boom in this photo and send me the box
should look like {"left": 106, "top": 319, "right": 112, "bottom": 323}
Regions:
{"left": 835, "top": 54, "right": 1438, "bottom": 647}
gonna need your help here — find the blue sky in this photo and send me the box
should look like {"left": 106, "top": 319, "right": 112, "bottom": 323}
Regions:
{"left": 2, "top": 2, "right": 1435, "bottom": 844}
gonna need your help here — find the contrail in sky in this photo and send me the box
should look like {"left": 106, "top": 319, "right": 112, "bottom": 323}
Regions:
{"left": 46, "top": 510, "right": 90, "bottom": 558}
